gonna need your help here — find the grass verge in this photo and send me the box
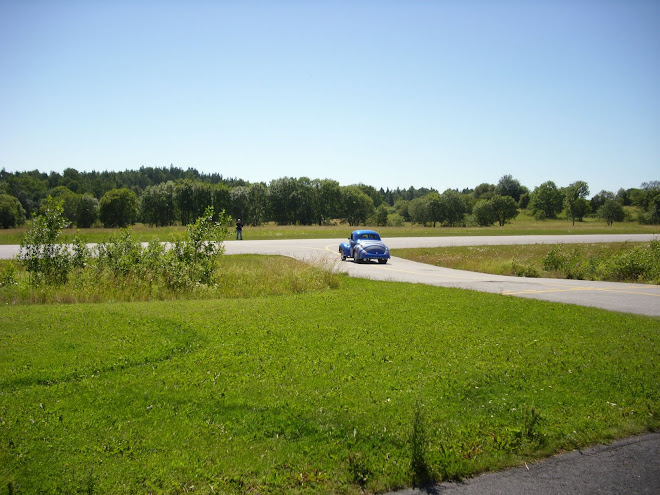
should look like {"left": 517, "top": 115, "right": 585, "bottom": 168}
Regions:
{"left": 1, "top": 277, "right": 658, "bottom": 494}
{"left": 0, "top": 255, "right": 340, "bottom": 304}
{"left": 393, "top": 241, "right": 660, "bottom": 284}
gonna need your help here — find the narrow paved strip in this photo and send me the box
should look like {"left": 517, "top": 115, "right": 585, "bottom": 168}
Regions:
{"left": 386, "top": 432, "right": 660, "bottom": 495}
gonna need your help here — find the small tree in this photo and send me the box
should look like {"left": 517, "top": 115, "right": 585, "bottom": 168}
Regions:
{"left": 0, "top": 193, "right": 27, "bottom": 228}
{"left": 529, "top": 181, "right": 563, "bottom": 219}
{"left": 490, "top": 195, "right": 519, "bottom": 226}
{"left": 19, "top": 200, "right": 85, "bottom": 285}
{"left": 76, "top": 194, "right": 99, "bottom": 228}
{"left": 439, "top": 189, "right": 466, "bottom": 227}
{"left": 598, "top": 199, "right": 624, "bottom": 226}
{"left": 47, "top": 186, "right": 79, "bottom": 223}
{"left": 340, "top": 186, "right": 375, "bottom": 226}
{"left": 99, "top": 188, "right": 138, "bottom": 228}
{"left": 408, "top": 196, "right": 431, "bottom": 226}
{"left": 590, "top": 190, "right": 615, "bottom": 211}
{"left": 473, "top": 199, "right": 495, "bottom": 226}
{"left": 564, "top": 181, "right": 590, "bottom": 225}
{"left": 495, "top": 174, "right": 525, "bottom": 203}
{"left": 169, "top": 206, "right": 230, "bottom": 285}
{"left": 374, "top": 204, "right": 390, "bottom": 226}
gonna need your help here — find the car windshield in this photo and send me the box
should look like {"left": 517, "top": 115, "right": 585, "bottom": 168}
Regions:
{"left": 359, "top": 233, "right": 380, "bottom": 240}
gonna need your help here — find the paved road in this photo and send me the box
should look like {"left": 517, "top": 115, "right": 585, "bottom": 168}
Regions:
{"left": 2, "top": 233, "right": 658, "bottom": 316}
{"left": 220, "top": 234, "right": 660, "bottom": 316}
{"left": 387, "top": 432, "right": 660, "bottom": 495}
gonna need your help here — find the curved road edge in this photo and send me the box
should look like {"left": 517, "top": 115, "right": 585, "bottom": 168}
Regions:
{"left": 386, "top": 432, "right": 659, "bottom": 495}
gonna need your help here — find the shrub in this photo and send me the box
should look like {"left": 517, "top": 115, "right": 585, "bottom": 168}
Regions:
{"left": 542, "top": 245, "right": 566, "bottom": 272}
{"left": 19, "top": 200, "right": 80, "bottom": 285}
{"left": 597, "top": 241, "right": 660, "bottom": 283}
{"left": 387, "top": 213, "right": 405, "bottom": 227}
{"left": 96, "top": 229, "right": 143, "bottom": 277}
{"left": 0, "top": 261, "right": 18, "bottom": 287}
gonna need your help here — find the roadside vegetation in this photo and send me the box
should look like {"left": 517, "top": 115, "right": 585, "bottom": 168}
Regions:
{"left": 0, "top": 204, "right": 338, "bottom": 305}
{"left": 394, "top": 241, "right": 660, "bottom": 284}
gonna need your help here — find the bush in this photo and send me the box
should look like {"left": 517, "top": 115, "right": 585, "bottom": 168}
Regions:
{"left": 387, "top": 213, "right": 405, "bottom": 227}
{"left": 542, "top": 241, "right": 660, "bottom": 284}
{"left": 597, "top": 241, "right": 660, "bottom": 283}
{"left": 19, "top": 200, "right": 82, "bottom": 285}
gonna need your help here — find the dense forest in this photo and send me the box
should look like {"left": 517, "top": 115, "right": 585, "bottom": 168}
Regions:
{"left": 0, "top": 166, "right": 658, "bottom": 229}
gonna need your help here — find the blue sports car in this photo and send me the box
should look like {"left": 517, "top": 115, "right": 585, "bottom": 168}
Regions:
{"left": 339, "top": 230, "right": 390, "bottom": 264}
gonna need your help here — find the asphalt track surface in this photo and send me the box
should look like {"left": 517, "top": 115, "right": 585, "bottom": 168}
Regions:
{"left": 386, "top": 432, "right": 660, "bottom": 495}
{"left": 2, "top": 233, "right": 658, "bottom": 492}
{"left": 220, "top": 233, "right": 660, "bottom": 317}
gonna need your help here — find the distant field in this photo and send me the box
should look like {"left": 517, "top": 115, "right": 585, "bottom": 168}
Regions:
{"left": 2, "top": 277, "right": 659, "bottom": 494}
{"left": 0, "top": 211, "right": 658, "bottom": 244}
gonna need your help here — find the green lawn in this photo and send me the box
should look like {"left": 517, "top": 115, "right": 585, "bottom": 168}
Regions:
{"left": 1, "top": 211, "right": 658, "bottom": 245}
{"left": 2, "top": 277, "right": 658, "bottom": 494}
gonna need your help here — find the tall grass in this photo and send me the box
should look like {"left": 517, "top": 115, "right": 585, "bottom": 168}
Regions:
{"left": 394, "top": 241, "right": 660, "bottom": 284}
{"left": 0, "top": 255, "right": 340, "bottom": 304}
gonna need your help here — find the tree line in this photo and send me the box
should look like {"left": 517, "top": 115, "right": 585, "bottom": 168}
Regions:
{"left": 1, "top": 167, "right": 658, "bottom": 229}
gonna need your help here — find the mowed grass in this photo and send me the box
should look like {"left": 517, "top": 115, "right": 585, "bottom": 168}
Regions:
{"left": 1, "top": 277, "right": 659, "bottom": 494}
{"left": 1, "top": 210, "right": 658, "bottom": 244}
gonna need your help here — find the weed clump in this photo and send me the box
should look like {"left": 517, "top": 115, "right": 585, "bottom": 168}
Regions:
{"left": 542, "top": 241, "right": 660, "bottom": 283}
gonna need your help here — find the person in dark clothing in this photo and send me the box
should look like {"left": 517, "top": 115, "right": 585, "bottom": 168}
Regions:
{"left": 236, "top": 218, "right": 243, "bottom": 240}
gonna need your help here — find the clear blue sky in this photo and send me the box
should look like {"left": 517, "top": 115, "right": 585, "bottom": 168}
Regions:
{"left": 1, "top": 0, "right": 658, "bottom": 195}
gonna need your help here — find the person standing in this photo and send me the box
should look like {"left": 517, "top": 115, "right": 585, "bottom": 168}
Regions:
{"left": 236, "top": 218, "right": 244, "bottom": 240}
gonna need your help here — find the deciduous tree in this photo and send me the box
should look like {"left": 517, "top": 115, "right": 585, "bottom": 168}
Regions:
{"left": 0, "top": 193, "right": 26, "bottom": 228}
{"left": 529, "top": 181, "right": 563, "bottom": 219}
{"left": 490, "top": 195, "right": 519, "bottom": 226}
{"left": 564, "top": 181, "right": 590, "bottom": 225}
{"left": 598, "top": 199, "right": 624, "bottom": 226}
{"left": 99, "top": 188, "right": 138, "bottom": 228}
{"left": 340, "top": 186, "right": 375, "bottom": 226}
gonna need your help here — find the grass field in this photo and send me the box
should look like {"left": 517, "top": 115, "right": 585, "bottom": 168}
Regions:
{"left": 2, "top": 275, "right": 659, "bottom": 494}
{"left": 1, "top": 211, "right": 658, "bottom": 245}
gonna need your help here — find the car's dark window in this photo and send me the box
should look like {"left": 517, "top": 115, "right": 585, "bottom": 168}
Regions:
{"left": 356, "top": 233, "right": 380, "bottom": 240}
